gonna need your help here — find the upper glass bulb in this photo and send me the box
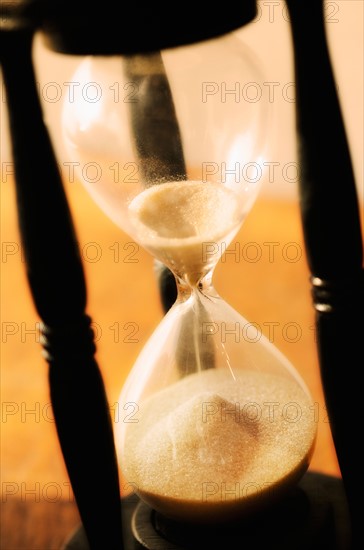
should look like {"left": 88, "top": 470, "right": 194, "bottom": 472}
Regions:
{"left": 62, "top": 32, "right": 270, "bottom": 280}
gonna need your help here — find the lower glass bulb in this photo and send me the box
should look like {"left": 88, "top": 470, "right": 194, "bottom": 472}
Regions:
{"left": 116, "top": 283, "right": 317, "bottom": 523}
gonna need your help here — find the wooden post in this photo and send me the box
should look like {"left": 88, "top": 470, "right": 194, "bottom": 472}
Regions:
{"left": 1, "top": 27, "right": 124, "bottom": 550}
{"left": 285, "top": 1, "right": 364, "bottom": 545}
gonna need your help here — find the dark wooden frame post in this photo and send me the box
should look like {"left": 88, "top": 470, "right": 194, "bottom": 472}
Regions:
{"left": 285, "top": 1, "right": 364, "bottom": 545}
{"left": 1, "top": 26, "right": 124, "bottom": 550}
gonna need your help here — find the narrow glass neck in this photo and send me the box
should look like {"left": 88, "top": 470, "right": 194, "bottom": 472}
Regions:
{"left": 175, "top": 270, "right": 215, "bottom": 303}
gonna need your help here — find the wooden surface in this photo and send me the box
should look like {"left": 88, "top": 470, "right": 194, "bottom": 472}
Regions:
{"left": 1, "top": 177, "right": 345, "bottom": 549}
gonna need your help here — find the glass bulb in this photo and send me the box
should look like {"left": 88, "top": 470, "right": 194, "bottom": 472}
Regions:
{"left": 62, "top": 31, "right": 317, "bottom": 524}
{"left": 62, "top": 33, "right": 269, "bottom": 247}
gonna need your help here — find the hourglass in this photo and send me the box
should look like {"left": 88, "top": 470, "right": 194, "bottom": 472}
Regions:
{"left": 3, "top": 0, "right": 361, "bottom": 547}
{"left": 61, "top": 31, "right": 318, "bottom": 543}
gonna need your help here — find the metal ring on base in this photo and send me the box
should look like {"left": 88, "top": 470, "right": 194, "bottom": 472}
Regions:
{"left": 63, "top": 472, "right": 352, "bottom": 550}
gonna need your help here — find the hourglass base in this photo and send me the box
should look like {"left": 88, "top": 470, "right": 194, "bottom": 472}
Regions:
{"left": 63, "top": 472, "right": 352, "bottom": 550}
